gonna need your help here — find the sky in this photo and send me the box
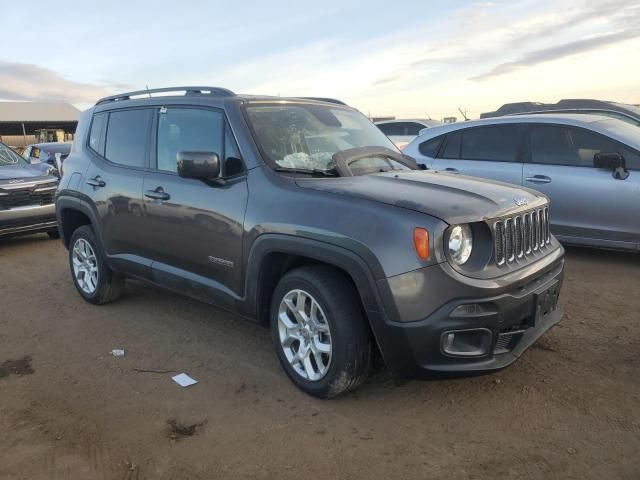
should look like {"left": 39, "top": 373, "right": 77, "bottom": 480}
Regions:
{"left": 1, "top": 0, "right": 638, "bottom": 120}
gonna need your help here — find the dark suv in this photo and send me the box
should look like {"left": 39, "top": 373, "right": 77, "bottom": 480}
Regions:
{"left": 56, "top": 87, "right": 565, "bottom": 398}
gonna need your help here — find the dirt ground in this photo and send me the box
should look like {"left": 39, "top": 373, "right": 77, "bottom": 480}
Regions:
{"left": 0, "top": 234, "right": 638, "bottom": 480}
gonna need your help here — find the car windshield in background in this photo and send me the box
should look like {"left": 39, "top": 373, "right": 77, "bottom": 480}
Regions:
{"left": 0, "top": 143, "right": 28, "bottom": 166}
{"left": 245, "top": 104, "right": 401, "bottom": 174}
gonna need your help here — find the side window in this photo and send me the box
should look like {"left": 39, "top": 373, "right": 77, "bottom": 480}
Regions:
{"left": 460, "top": 125, "right": 520, "bottom": 162}
{"left": 418, "top": 136, "right": 443, "bottom": 157}
{"left": 405, "top": 122, "right": 425, "bottom": 136}
{"left": 529, "top": 125, "right": 628, "bottom": 168}
{"left": 530, "top": 125, "right": 582, "bottom": 166}
{"left": 569, "top": 127, "right": 620, "bottom": 166}
{"left": 104, "top": 109, "right": 151, "bottom": 167}
{"left": 88, "top": 112, "right": 107, "bottom": 155}
{"left": 440, "top": 131, "right": 461, "bottom": 159}
{"left": 156, "top": 108, "right": 223, "bottom": 172}
{"left": 22, "top": 146, "right": 31, "bottom": 160}
{"left": 376, "top": 123, "right": 394, "bottom": 136}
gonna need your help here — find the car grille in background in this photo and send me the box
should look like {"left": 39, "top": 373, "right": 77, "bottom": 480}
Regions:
{"left": 494, "top": 207, "right": 550, "bottom": 266}
{"left": 0, "top": 186, "right": 56, "bottom": 210}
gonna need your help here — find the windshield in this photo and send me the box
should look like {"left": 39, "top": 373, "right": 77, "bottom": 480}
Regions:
{"left": 0, "top": 143, "right": 28, "bottom": 166}
{"left": 246, "top": 103, "right": 402, "bottom": 173}
{"left": 596, "top": 119, "right": 640, "bottom": 150}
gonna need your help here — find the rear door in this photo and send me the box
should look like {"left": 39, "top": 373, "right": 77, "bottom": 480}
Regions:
{"left": 432, "top": 124, "right": 524, "bottom": 185}
{"left": 523, "top": 123, "right": 640, "bottom": 248}
{"left": 142, "top": 106, "right": 248, "bottom": 307}
{"left": 82, "top": 108, "right": 153, "bottom": 278}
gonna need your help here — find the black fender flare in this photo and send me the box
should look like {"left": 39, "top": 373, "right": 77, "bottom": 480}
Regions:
{"left": 243, "top": 234, "right": 385, "bottom": 318}
{"left": 55, "top": 194, "right": 103, "bottom": 248}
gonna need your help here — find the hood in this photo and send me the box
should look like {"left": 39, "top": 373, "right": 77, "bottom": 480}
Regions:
{"left": 295, "top": 170, "right": 547, "bottom": 225}
{"left": 0, "top": 163, "right": 50, "bottom": 181}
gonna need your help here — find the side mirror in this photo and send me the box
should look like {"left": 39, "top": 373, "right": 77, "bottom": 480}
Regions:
{"left": 177, "top": 151, "right": 220, "bottom": 180}
{"left": 594, "top": 152, "right": 624, "bottom": 170}
{"left": 594, "top": 152, "right": 628, "bottom": 180}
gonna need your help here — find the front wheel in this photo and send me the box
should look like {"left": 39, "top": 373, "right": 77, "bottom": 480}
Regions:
{"left": 271, "top": 265, "right": 372, "bottom": 398}
{"left": 68, "top": 225, "right": 124, "bottom": 304}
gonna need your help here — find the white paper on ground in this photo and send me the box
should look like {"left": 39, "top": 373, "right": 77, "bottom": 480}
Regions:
{"left": 172, "top": 373, "right": 198, "bottom": 387}
{"left": 110, "top": 349, "right": 125, "bottom": 357}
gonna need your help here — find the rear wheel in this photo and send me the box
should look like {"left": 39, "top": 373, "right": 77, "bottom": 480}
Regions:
{"left": 68, "top": 225, "right": 124, "bottom": 304}
{"left": 271, "top": 265, "right": 371, "bottom": 398}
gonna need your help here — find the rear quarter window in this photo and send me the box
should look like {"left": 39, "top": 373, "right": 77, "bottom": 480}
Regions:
{"left": 89, "top": 112, "right": 107, "bottom": 155}
{"left": 418, "top": 136, "right": 443, "bottom": 157}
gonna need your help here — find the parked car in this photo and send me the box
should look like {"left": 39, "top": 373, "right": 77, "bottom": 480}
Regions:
{"left": 481, "top": 99, "right": 640, "bottom": 127}
{"left": 403, "top": 114, "right": 640, "bottom": 251}
{"left": 23, "top": 142, "right": 71, "bottom": 175}
{"left": 56, "top": 86, "right": 564, "bottom": 398}
{"left": 0, "top": 142, "right": 60, "bottom": 239}
{"left": 375, "top": 119, "right": 442, "bottom": 149}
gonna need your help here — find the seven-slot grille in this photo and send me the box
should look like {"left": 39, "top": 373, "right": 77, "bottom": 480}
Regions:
{"left": 0, "top": 184, "right": 57, "bottom": 210}
{"left": 494, "top": 207, "right": 550, "bottom": 266}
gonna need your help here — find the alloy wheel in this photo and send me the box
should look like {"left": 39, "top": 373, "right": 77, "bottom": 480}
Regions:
{"left": 277, "top": 289, "right": 332, "bottom": 381}
{"left": 72, "top": 238, "right": 99, "bottom": 295}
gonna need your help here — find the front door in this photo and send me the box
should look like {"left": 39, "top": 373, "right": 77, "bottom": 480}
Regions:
{"left": 523, "top": 123, "right": 640, "bottom": 249}
{"left": 142, "top": 106, "right": 248, "bottom": 307}
{"left": 432, "top": 124, "right": 524, "bottom": 185}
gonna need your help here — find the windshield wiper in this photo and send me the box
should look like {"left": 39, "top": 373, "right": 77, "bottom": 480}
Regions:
{"left": 274, "top": 167, "right": 340, "bottom": 177}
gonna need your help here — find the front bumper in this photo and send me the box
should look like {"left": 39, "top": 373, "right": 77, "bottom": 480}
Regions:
{"left": 371, "top": 245, "right": 565, "bottom": 378}
{"left": 0, "top": 204, "right": 57, "bottom": 237}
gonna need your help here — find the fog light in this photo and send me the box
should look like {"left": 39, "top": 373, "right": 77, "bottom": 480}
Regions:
{"left": 441, "top": 328, "right": 492, "bottom": 357}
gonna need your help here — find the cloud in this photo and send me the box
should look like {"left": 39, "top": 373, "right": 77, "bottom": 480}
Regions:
{"left": 0, "top": 60, "right": 117, "bottom": 103}
{"left": 411, "top": 0, "right": 639, "bottom": 67}
{"left": 469, "top": 29, "right": 640, "bottom": 81}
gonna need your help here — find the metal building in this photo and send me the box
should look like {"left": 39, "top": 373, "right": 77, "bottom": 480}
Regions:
{"left": 0, "top": 102, "right": 80, "bottom": 148}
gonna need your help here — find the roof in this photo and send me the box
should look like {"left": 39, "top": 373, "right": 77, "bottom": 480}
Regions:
{"left": 412, "top": 113, "right": 640, "bottom": 151}
{"left": 481, "top": 99, "right": 640, "bottom": 120}
{"left": 0, "top": 102, "right": 81, "bottom": 122}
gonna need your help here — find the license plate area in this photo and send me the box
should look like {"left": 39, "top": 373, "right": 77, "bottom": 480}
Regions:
{"left": 533, "top": 280, "right": 560, "bottom": 323}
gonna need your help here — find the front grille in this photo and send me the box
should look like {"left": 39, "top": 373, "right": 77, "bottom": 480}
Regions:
{"left": 494, "top": 207, "right": 550, "bottom": 266}
{"left": 0, "top": 186, "right": 56, "bottom": 210}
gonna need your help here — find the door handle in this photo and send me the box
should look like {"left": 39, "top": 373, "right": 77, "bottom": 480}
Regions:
{"left": 144, "top": 187, "right": 171, "bottom": 201}
{"left": 86, "top": 176, "right": 106, "bottom": 187}
{"left": 442, "top": 167, "right": 460, "bottom": 174}
{"left": 525, "top": 175, "right": 552, "bottom": 184}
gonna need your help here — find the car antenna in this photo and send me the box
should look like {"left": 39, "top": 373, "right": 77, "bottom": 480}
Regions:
{"left": 457, "top": 107, "right": 469, "bottom": 121}
{"left": 145, "top": 85, "right": 152, "bottom": 97}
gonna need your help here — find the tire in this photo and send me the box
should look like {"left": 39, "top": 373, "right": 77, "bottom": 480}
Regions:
{"left": 68, "top": 225, "right": 124, "bottom": 305}
{"left": 271, "top": 265, "right": 371, "bottom": 398}
{"left": 47, "top": 229, "right": 60, "bottom": 239}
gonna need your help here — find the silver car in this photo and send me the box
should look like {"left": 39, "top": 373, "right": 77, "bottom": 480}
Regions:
{"left": 403, "top": 114, "right": 640, "bottom": 251}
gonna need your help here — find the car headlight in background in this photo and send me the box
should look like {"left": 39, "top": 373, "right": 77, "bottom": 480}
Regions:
{"left": 448, "top": 224, "right": 473, "bottom": 265}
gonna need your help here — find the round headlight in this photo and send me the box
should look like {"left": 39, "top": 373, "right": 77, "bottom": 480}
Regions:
{"left": 448, "top": 224, "right": 473, "bottom": 265}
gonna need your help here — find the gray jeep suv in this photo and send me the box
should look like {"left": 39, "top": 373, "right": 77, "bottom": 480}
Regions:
{"left": 56, "top": 87, "right": 565, "bottom": 398}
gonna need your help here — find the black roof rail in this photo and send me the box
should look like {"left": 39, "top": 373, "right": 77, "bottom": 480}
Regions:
{"left": 95, "top": 86, "right": 235, "bottom": 105}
